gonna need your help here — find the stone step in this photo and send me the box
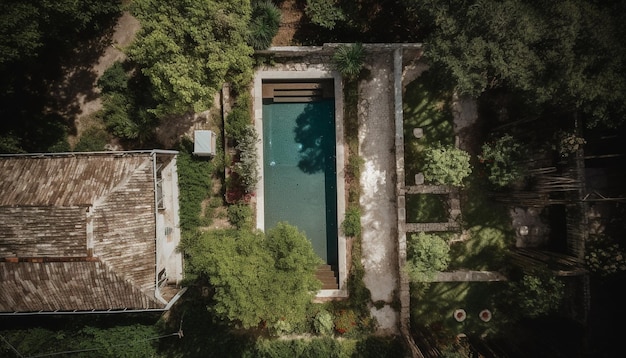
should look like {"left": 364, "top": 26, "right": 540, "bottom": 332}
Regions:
{"left": 316, "top": 265, "right": 338, "bottom": 290}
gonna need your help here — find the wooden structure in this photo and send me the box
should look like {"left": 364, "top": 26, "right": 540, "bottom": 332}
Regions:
{"left": 0, "top": 150, "right": 185, "bottom": 314}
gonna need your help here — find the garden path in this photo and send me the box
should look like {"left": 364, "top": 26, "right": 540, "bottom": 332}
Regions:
{"left": 358, "top": 49, "right": 401, "bottom": 336}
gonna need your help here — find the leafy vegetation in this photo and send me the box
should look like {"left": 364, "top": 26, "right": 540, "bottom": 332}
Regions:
{"left": 247, "top": 0, "right": 281, "bottom": 50}
{"left": 478, "top": 134, "right": 527, "bottom": 188}
{"left": 341, "top": 206, "right": 362, "bottom": 237}
{"left": 127, "top": 0, "right": 254, "bottom": 117}
{"left": 406, "top": 232, "right": 451, "bottom": 282}
{"left": 332, "top": 43, "right": 365, "bottom": 80}
{"left": 422, "top": 144, "right": 472, "bottom": 186}
{"left": 413, "top": 0, "right": 626, "bottom": 129}
{"left": 305, "top": 0, "right": 346, "bottom": 30}
{"left": 181, "top": 222, "right": 322, "bottom": 331}
{"left": 176, "top": 139, "right": 215, "bottom": 232}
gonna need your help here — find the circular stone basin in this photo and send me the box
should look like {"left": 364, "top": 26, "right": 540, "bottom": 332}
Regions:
{"left": 454, "top": 309, "right": 467, "bottom": 322}
{"left": 479, "top": 309, "right": 492, "bottom": 322}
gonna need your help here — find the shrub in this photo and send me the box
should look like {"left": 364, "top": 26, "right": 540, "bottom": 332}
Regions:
{"left": 341, "top": 206, "right": 361, "bottom": 237}
{"left": 74, "top": 127, "right": 108, "bottom": 152}
{"left": 227, "top": 203, "right": 253, "bottom": 230}
{"left": 406, "top": 232, "right": 450, "bottom": 282}
{"left": 478, "top": 134, "right": 526, "bottom": 187}
{"left": 423, "top": 144, "right": 472, "bottom": 186}
{"left": 305, "top": 0, "right": 345, "bottom": 30}
{"left": 313, "top": 310, "right": 334, "bottom": 336}
{"left": 225, "top": 93, "right": 252, "bottom": 144}
{"left": 332, "top": 43, "right": 365, "bottom": 80}
{"left": 584, "top": 236, "right": 626, "bottom": 276}
{"left": 248, "top": 0, "right": 281, "bottom": 50}
{"left": 97, "top": 61, "right": 128, "bottom": 93}
{"left": 333, "top": 309, "right": 358, "bottom": 336}
{"left": 504, "top": 272, "right": 564, "bottom": 318}
{"left": 233, "top": 126, "right": 260, "bottom": 193}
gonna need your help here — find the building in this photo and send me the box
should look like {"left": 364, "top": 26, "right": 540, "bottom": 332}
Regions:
{"left": 0, "top": 150, "right": 185, "bottom": 314}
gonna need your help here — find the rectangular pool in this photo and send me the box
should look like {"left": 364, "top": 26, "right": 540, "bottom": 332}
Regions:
{"left": 262, "top": 99, "right": 338, "bottom": 266}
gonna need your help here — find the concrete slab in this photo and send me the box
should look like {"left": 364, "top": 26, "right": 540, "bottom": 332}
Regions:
{"left": 358, "top": 49, "right": 400, "bottom": 335}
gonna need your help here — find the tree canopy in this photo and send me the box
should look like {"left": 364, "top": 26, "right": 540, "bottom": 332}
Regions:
{"left": 412, "top": 0, "right": 626, "bottom": 128}
{"left": 182, "top": 223, "right": 322, "bottom": 331}
{"left": 127, "top": 0, "right": 254, "bottom": 117}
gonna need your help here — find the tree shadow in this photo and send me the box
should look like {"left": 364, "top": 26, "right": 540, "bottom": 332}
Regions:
{"left": 293, "top": 101, "right": 335, "bottom": 174}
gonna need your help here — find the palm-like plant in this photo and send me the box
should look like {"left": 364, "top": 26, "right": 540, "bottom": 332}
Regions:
{"left": 332, "top": 43, "right": 365, "bottom": 79}
{"left": 247, "top": 0, "right": 281, "bottom": 50}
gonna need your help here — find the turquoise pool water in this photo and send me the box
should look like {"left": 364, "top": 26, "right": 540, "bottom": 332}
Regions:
{"left": 263, "top": 99, "right": 338, "bottom": 266}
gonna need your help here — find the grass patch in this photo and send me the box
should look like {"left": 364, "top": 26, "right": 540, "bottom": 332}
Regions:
{"left": 403, "top": 70, "right": 455, "bottom": 183}
{"left": 406, "top": 194, "right": 449, "bottom": 223}
{"left": 410, "top": 282, "right": 509, "bottom": 338}
{"left": 449, "top": 176, "right": 513, "bottom": 271}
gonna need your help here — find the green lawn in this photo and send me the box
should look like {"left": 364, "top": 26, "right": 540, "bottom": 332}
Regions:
{"left": 405, "top": 194, "right": 449, "bottom": 223}
{"left": 403, "top": 70, "right": 515, "bottom": 340}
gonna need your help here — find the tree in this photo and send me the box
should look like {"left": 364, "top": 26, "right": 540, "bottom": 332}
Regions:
{"left": 405, "top": 232, "right": 450, "bottom": 282}
{"left": 305, "top": 0, "right": 346, "bottom": 30}
{"left": 422, "top": 144, "right": 471, "bottom": 186}
{"left": 504, "top": 272, "right": 564, "bottom": 318}
{"left": 411, "top": 0, "right": 626, "bottom": 128}
{"left": 182, "top": 223, "right": 322, "bottom": 331}
{"left": 128, "top": 0, "right": 254, "bottom": 117}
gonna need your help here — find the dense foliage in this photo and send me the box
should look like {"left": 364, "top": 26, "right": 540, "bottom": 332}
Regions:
{"left": 422, "top": 144, "right": 472, "bottom": 186}
{"left": 247, "top": 0, "right": 282, "bottom": 50}
{"left": 478, "top": 134, "right": 526, "bottom": 188}
{"left": 305, "top": 0, "right": 346, "bottom": 30}
{"left": 406, "top": 232, "right": 451, "bottom": 282}
{"left": 128, "top": 0, "right": 254, "bottom": 117}
{"left": 332, "top": 43, "right": 365, "bottom": 80}
{"left": 411, "top": 0, "right": 626, "bottom": 128}
{"left": 0, "top": 0, "right": 121, "bottom": 153}
{"left": 503, "top": 272, "right": 565, "bottom": 318}
{"left": 182, "top": 223, "right": 322, "bottom": 331}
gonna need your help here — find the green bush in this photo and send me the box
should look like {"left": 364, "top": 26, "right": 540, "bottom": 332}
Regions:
{"left": 225, "top": 94, "right": 252, "bottom": 144}
{"left": 313, "top": 310, "right": 334, "bottom": 336}
{"left": 227, "top": 203, "right": 253, "bottom": 230}
{"left": 97, "top": 61, "right": 128, "bottom": 94}
{"left": 183, "top": 223, "right": 321, "bottom": 331}
{"left": 504, "top": 272, "right": 564, "bottom": 318}
{"left": 423, "top": 144, "right": 472, "bottom": 186}
{"left": 233, "top": 126, "right": 260, "bottom": 193}
{"left": 74, "top": 127, "right": 108, "bottom": 152}
{"left": 305, "top": 0, "right": 345, "bottom": 30}
{"left": 341, "top": 206, "right": 361, "bottom": 237}
{"left": 406, "top": 232, "right": 450, "bottom": 282}
{"left": 478, "top": 134, "right": 526, "bottom": 187}
{"left": 247, "top": 0, "right": 281, "bottom": 50}
{"left": 332, "top": 43, "right": 365, "bottom": 80}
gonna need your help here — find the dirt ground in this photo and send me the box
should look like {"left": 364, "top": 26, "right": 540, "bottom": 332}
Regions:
{"left": 274, "top": 0, "right": 305, "bottom": 46}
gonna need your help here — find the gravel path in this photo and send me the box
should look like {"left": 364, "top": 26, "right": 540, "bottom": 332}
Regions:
{"left": 358, "top": 50, "right": 400, "bottom": 335}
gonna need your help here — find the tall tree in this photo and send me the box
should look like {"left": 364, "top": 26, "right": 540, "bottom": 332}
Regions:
{"left": 411, "top": 0, "right": 626, "bottom": 128}
{"left": 128, "top": 0, "right": 254, "bottom": 117}
{"left": 182, "top": 223, "right": 322, "bottom": 331}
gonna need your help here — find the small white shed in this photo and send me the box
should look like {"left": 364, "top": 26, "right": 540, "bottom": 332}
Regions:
{"left": 193, "top": 130, "right": 217, "bottom": 157}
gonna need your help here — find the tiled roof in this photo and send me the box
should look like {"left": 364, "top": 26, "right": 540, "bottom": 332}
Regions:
{"left": 0, "top": 152, "right": 172, "bottom": 312}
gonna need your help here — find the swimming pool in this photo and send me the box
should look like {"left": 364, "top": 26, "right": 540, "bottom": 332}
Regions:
{"left": 262, "top": 99, "right": 338, "bottom": 266}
